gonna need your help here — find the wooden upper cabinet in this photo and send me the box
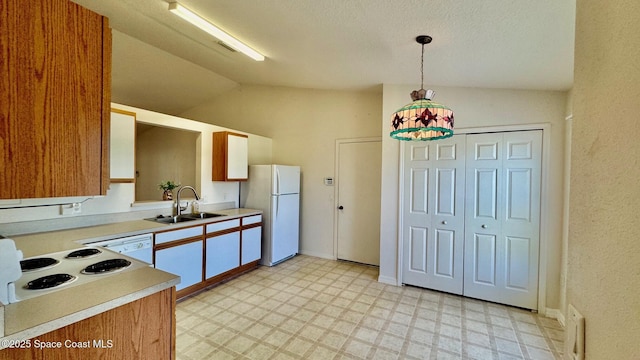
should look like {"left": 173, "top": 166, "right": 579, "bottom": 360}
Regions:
{"left": 212, "top": 131, "right": 248, "bottom": 181}
{"left": 0, "top": 0, "right": 111, "bottom": 199}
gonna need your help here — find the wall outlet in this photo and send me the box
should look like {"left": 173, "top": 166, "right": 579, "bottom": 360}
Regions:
{"left": 565, "top": 304, "right": 585, "bottom": 360}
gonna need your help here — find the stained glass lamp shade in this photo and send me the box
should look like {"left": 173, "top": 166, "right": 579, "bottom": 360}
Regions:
{"left": 389, "top": 36, "right": 454, "bottom": 141}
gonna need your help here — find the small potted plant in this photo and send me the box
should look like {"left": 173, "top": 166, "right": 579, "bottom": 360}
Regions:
{"left": 158, "top": 180, "right": 180, "bottom": 201}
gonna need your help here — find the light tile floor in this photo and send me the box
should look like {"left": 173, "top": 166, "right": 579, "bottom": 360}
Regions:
{"left": 176, "top": 255, "right": 564, "bottom": 360}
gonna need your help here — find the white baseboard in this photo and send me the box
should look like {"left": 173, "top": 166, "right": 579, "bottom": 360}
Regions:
{"left": 545, "top": 308, "right": 566, "bottom": 327}
{"left": 298, "top": 250, "right": 334, "bottom": 260}
{"left": 378, "top": 275, "right": 398, "bottom": 286}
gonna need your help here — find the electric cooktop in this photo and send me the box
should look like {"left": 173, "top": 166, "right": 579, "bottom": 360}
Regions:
{"left": 14, "top": 247, "right": 147, "bottom": 302}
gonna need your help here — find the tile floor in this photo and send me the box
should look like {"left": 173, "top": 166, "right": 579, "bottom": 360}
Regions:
{"left": 176, "top": 255, "right": 564, "bottom": 359}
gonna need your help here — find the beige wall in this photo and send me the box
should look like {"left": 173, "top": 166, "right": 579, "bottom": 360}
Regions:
{"left": 181, "top": 85, "right": 383, "bottom": 259}
{"left": 568, "top": 0, "right": 640, "bottom": 357}
{"left": 380, "top": 85, "right": 568, "bottom": 311}
{"left": 136, "top": 125, "right": 199, "bottom": 201}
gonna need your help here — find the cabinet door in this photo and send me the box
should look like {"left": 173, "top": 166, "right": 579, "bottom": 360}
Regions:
{"left": 155, "top": 241, "right": 203, "bottom": 291}
{"left": 206, "top": 232, "right": 240, "bottom": 278}
{"left": 227, "top": 134, "right": 248, "bottom": 180}
{"left": 0, "top": 0, "right": 111, "bottom": 199}
{"left": 110, "top": 109, "right": 136, "bottom": 181}
{"left": 241, "top": 226, "right": 262, "bottom": 265}
{"left": 212, "top": 131, "right": 248, "bottom": 181}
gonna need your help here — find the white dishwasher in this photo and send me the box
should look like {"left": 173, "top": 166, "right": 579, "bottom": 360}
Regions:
{"left": 90, "top": 233, "right": 153, "bottom": 265}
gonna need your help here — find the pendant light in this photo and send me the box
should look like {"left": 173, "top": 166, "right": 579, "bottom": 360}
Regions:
{"left": 390, "top": 35, "right": 454, "bottom": 141}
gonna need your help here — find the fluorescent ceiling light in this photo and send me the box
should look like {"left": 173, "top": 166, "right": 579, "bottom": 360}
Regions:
{"left": 168, "top": 2, "right": 265, "bottom": 61}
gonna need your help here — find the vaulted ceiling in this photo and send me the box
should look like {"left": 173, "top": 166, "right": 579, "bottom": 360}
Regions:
{"left": 72, "top": 0, "right": 576, "bottom": 115}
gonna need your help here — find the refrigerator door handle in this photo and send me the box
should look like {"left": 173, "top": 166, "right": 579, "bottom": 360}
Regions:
{"left": 275, "top": 168, "right": 280, "bottom": 195}
{"left": 274, "top": 195, "right": 279, "bottom": 218}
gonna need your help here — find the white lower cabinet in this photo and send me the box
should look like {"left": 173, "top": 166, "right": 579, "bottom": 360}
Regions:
{"left": 153, "top": 214, "right": 262, "bottom": 298}
{"left": 241, "top": 226, "right": 262, "bottom": 265}
{"left": 155, "top": 241, "right": 203, "bottom": 291}
{"left": 206, "top": 232, "right": 240, "bottom": 279}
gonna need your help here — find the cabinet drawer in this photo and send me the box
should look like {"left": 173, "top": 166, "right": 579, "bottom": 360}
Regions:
{"left": 206, "top": 219, "right": 240, "bottom": 233}
{"left": 155, "top": 226, "right": 203, "bottom": 244}
{"left": 242, "top": 215, "right": 262, "bottom": 226}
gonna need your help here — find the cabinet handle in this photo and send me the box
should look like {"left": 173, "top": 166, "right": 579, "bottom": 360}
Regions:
{"left": 338, "top": 206, "right": 344, "bottom": 210}
{"left": 441, "top": 221, "right": 447, "bottom": 225}
{"left": 481, "top": 224, "right": 487, "bottom": 229}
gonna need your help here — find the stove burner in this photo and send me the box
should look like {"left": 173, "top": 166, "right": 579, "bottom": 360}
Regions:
{"left": 66, "top": 248, "right": 102, "bottom": 259}
{"left": 82, "top": 259, "right": 131, "bottom": 274}
{"left": 25, "top": 273, "right": 76, "bottom": 290}
{"left": 20, "top": 257, "right": 60, "bottom": 272}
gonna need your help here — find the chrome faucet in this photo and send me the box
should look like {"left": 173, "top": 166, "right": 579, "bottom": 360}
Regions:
{"left": 175, "top": 185, "right": 200, "bottom": 216}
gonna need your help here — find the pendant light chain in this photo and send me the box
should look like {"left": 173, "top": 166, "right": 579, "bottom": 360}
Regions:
{"left": 420, "top": 42, "right": 425, "bottom": 90}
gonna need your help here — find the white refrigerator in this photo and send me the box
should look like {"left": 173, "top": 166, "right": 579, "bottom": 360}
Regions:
{"left": 245, "top": 165, "right": 300, "bottom": 266}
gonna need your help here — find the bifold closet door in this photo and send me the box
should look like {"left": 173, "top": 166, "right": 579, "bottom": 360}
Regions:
{"left": 463, "top": 130, "right": 542, "bottom": 309}
{"left": 402, "top": 135, "right": 466, "bottom": 294}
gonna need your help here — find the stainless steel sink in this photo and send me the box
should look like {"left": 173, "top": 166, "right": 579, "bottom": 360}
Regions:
{"left": 145, "top": 215, "right": 197, "bottom": 224}
{"left": 182, "top": 212, "right": 225, "bottom": 220}
{"left": 145, "top": 212, "right": 224, "bottom": 224}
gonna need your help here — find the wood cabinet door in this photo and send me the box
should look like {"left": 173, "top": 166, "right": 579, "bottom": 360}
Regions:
{"left": 0, "top": 0, "right": 111, "bottom": 199}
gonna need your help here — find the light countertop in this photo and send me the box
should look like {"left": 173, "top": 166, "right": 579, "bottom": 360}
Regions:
{"left": 0, "top": 208, "right": 262, "bottom": 347}
{"left": 12, "top": 208, "right": 262, "bottom": 258}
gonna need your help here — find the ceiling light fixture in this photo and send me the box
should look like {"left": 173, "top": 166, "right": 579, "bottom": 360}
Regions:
{"left": 390, "top": 35, "right": 453, "bottom": 141}
{"left": 168, "top": 2, "right": 265, "bottom": 61}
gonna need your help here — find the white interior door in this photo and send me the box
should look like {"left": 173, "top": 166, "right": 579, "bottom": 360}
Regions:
{"left": 463, "top": 130, "right": 542, "bottom": 309}
{"left": 336, "top": 139, "right": 381, "bottom": 266}
{"left": 401, "top": 135, "right": 466, "bottom": 294}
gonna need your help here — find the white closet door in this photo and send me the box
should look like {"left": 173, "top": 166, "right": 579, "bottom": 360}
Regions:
{"left": 463, "top": 130, "right": 542, "bottom": 309}
{"left": 402, "top": 135, "right": 466, "bottom": 294}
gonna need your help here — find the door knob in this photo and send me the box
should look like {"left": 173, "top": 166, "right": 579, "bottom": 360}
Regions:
{"left": 441, "top": 221, "right": 447, "bottom": 225}
{"left": 481, "top": 224, "right": 487, "bottom": 229}
{"left": 338, "top": 206, "right": 344, "bottom": 210}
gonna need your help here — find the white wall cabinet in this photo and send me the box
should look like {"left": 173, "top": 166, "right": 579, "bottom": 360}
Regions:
{"left": 110, "top": 109, "right": 136, "bottom": 182}
{"left": 212, "top": 131, "right": 248, "bottom": 181}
